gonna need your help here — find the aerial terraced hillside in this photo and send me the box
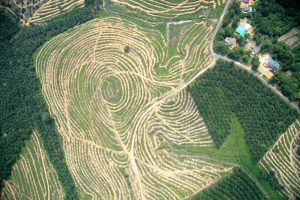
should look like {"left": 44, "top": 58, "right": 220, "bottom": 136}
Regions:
{"left": 35, "top": 16, "right": 234, "bottom": 199}
{"left": 1, "top": 0, "right": 300, "bottom": 199}
{"left": 260, "top": 120, "right": 300, "bottom": 198}
{"left": 1, "top": 131, "right": 63, "bottom": 200}
{"left": 0, "top": 0, "right": 84, "bottom": 25}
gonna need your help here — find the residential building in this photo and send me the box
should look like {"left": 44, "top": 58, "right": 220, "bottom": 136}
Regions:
{"left": 236, "top": 25, "right": 247, "bottom": 37}
{"left": 225, "top": 37, "right": 236, "bottom": 45}
{"left": 251, "top": 45, "right": 260, "bottom": 55}
{"left": 235, "top": 22, "right": 252, "bottom": 37}
{"left": 265, "top": 58, "right": 280, "bottom": 71}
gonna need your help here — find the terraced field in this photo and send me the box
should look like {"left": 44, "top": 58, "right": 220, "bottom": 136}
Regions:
{"left": 26, "top": 0, "right": 84, "bottom": 25}
{"left": 0, "top": 0, "right": 84, "bottom": 25}
{"left": 108, "top": 0, "right": 225, "bottom": 20}
{"left": 260, "top": 120, "right": 300, "bottom": 198}
{"left": 1, "top": 131, "right": 63, "bottom": 200}
{"left": 35, "top": 16, "right": 234, "bottom": 199}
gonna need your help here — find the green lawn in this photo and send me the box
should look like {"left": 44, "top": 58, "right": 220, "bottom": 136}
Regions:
{"left": 178, "top": 115, "right": 284, "bottom": 200}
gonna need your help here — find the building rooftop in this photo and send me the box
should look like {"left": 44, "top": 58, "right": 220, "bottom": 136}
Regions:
{"left": 286, "top": 70, "right": 293, "bottom": 77}
{"left": 225, "top": 37, "right": 236, "bottom": 45}
{"left": 268, "top": 58, "right": 280, "bottom": 68}
{"left": 264, "top": 58, "right": 280, "bottom": 71}
{"left": 251, "top": 45, "right": 260, "bottom": 54}
{"left": 236, "top": 25, "right": 247, "bottom": 37}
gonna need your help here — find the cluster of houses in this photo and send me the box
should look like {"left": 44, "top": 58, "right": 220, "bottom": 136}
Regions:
{"left": 223, "top": 0, "right": 284, "bottom": 80}
{"left": 225, "top": 20, "right": 259, "bottom": 55}
{"left": 258, "top": 55, "right": 281, "bottom": 79}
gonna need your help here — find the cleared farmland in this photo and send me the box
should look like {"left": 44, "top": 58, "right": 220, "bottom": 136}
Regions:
{"left": 1, "top": 131, "right": 63, "bottom": 200}
{"left": 260, "top": 120, "right": 300, "bottom": 198}
{"left": 108, "top": 0, "right": 225, "bottom": 20}
{"left": 35, "top": 16, "right": 234, "bottom": 199}
{"left": 26, "top": 0, "right": 84, "bottom": 25}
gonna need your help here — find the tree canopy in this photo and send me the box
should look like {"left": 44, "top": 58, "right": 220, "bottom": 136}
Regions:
{"left": 189, "top": 60, "right": 298, "bottom": 162}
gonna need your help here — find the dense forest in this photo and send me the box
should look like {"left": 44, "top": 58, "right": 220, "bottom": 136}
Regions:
{"left": 253, "top": 0, "right": 300, "bottom": 37}
{"left": 214, "top": 0, "right": 300, "bottom": 107}
{"left": 0, "top": 1, "right": 100, "bottom": 199}
{"left": 192, "top": 167, "right": 267, "bottom": 200}
{"left": 188, "top": 60, "right": 298, "bottom": 162}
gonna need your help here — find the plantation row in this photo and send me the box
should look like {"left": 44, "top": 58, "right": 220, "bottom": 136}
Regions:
{"left": 34, "top": 14, "right": 233, "bottom": 199}
{"left": 109, "top": 0, "right": 225, "bottom": 21}
{"left": 2, "top": 131, "right": 63, "bottom": 200}
{"left": 27, "top": 0, "right": 84, "bottom": 25}
{"left": 192, "top": 167, "right": 267, "bottom": 200}
{"left": 260, "top": 120, "right": 300, "bottom": 199}
{"left": 188, "top": 60, "right": 298, "bottom": 162}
